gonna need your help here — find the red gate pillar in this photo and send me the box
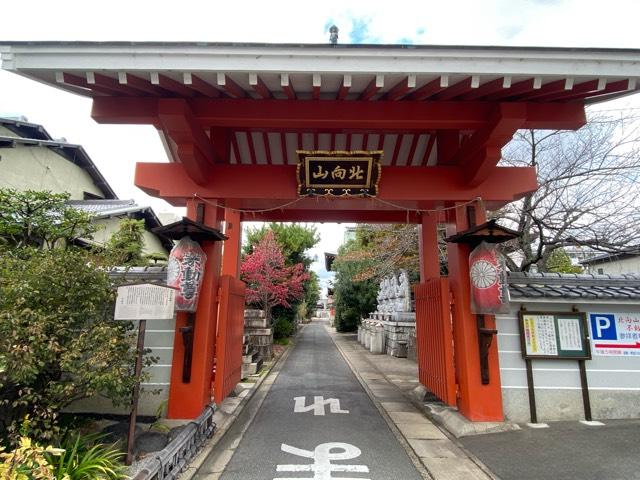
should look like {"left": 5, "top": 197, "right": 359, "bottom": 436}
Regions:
{"left": 221, "top": 208, "right": 241, "bottom": 278}
{"left": 445, "top": 203, "right": 504, "bottom": 421}
{"left": 419, "top": 213, "right": 440, "bottom": 281}
{"left": 167, "top": 200, "right": 223, "bottom": 419}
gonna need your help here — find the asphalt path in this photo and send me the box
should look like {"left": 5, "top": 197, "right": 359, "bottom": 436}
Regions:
{"left": 219, "top": 320, "right": 423, "bottom": 480}
{"left": 460, "top": 419, "right": 640, "bottom": 480}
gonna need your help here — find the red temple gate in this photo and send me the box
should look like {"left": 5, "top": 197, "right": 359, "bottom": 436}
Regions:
{"left": 5, "top": 41, "right": 636, "bottom": 421}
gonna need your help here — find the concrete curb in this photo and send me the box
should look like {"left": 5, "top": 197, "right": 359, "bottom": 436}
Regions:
{"left": 328, "top": 326, "right": 501, "bottom": 480}
{"left": 178, "top": 338, "right": 296, "bottom": 479}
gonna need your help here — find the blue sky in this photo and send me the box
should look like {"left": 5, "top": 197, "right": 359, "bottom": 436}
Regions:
{"left": 1, "top": 0, "right": 639, "bottom": 294}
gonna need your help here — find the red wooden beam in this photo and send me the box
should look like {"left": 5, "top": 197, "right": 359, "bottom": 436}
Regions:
{"left": 337, "top": 75, "right": 351, "bottom": 100}
{"left": 262, "top": 132, "right": 272, "bottom": 165}
{"left": 485, "top": 78, "right": 538, "bottom": 101}
{"left": 312, "top": 74, "right": 321, "bottom": 100}
{"left": 561, "top": 79, "right": 631, "bottom": 102}
{"left": 157, "top": 99, "right": 215, "bottom": 184}
{"left": 279, "top": 132, "right": 288, "bottom": 164}
{"left": 152, "top": 73, "right": 197, "bottom": 97}
{"left": 92, "top": 97, "right": 586, "bottom": 131}
{"left": 459, "top": 77, "right": 510, "bottom": 101}
{"left": 384, "top": 75, "right": 416, "bottom": 101}
{"left": 88, "top": 73, "right": 142, "bottom": 96}
{"left": 359, "top": 75, "right": 384, "bottom": 101}
{"left": 135, "top": 162, "right": 537, "bottom": 205}
{"left": 433, "top": 77, "right": 475, "bottom": 101}
{"left": 118, "top": 73, "right": 168, "bottom": 96}
{"left": 390, "top": 134, "right": 404, "bottom": 166}
{"left": 230, "top": 131, "right": 242, "bottom": 164}
{"left": 421, "top": 134, "right": 437, "bottom": 166}
{"left": 245, "top": 131, "right": 257, "bottom": 164}
{"left": 408, "top": 76, "right": 448, "bottom": 101}
{"left": 405, "top": 133, "right": 420, "bottom": 166}
{"left": 451, "top": 104, "right": 528, "bottom": 185}
{"left": 517, "top": 78, "right": 572, "bottom": 101}
{"left": 185, "top": 74, "right": 221, "bottom": 98}
{"left": 56, "top": 72, "right": 128, "bottom": 96}
{"left": 249, "top": 74, "right": 272, "bottom": 99}
{"left": 210, "top": 128, "right": 230, "bottom": 164}
{"left": 531, "top": 78, "right": 601, "bottom": 102}
{"left": 217, "top": 74, "right": 246, "bottom": 98}
{"left": 242, "top": 209, "right": 423, "bottom": 223}
{"left": 281, "top": 74, "right": 296, "bottom": 100}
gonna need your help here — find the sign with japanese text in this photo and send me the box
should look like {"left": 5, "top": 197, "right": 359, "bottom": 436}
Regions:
{"left": 518, "top": 311, "right": 591, "bottom": 360}
{"left": 589, "top": 312, "right": 640, "bottom": 356}
{"left": 297, "top": 150, "right": 382, "bottom": 197}
{"left": 114, "top": 283, "right": 176, "bottom": 321}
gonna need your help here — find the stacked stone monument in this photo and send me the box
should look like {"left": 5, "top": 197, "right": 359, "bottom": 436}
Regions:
{"left": 241, "top": 309, "right": 272, "bottom": 377}
{"left": 357, "top": 270, "right": 416, "bottom": 358}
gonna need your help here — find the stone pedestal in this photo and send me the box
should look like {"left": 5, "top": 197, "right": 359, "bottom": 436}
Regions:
{"left": 407, "top": 330, "right": 417, "bottom": 362}
{"left": 242, "top": 309, "right": 272, "bottom": 378}
{"left": 382, "top": 320, "right": 415, "bottom": 358}
{"left": 370, "top": 323, "right": 385, "bottom": 354}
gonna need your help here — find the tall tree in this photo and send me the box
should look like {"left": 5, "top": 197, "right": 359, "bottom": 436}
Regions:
{"left": 241, "top": 231, "right": 309, "bottom": 322}
{"left": 244, "top": 223, "right": 320, "bottom": 320}
{"left": 497, "top": 112, "right": 640, "bottom": 271}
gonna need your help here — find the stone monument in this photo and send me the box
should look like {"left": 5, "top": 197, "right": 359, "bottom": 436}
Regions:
{"left": 358, "top": 270, "right": 416, "bottom": 358}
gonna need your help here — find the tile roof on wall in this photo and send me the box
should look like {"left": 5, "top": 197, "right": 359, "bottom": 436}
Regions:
{"left": 507, "top": 272, "right": 640, "bottom": 300}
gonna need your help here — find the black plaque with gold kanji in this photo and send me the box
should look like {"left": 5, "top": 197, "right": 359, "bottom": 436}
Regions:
{"left": 296, "top": 150, "right": 382, "bottom": 197}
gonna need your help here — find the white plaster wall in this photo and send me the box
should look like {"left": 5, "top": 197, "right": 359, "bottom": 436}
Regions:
{"left": 0, "top": 125, "right": 20, "bottom": 137}
{"left": 67, "top": 316, "right": 176, "bottom": 417}
{"left": 497, "top": 301, "right": 640, "bottom": 422}
{"left": 0, "top": 144, "right": 104, "bottom": 199}
{"left": 92, "top": 217, "right": 168, "bottom": 256}
{"left": 585, "top": 257, "right": 640, "bottom": 275}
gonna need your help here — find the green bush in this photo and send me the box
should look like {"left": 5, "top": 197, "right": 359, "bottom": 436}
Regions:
{"left": 0, "top": 247, "right": 153, "bottom": 445}
{"left": 48, "top": 433, "right": 126, "bottom": 479}
{"left": 273, "top": 317, "right": 295, "bottom": 340}
{"left": 335, "top": 307, "right": 361, "bottom": 333}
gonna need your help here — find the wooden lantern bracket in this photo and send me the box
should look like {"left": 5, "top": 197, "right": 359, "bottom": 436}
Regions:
{"left": 477, "top": 314, "right": 498, "bottom": 385}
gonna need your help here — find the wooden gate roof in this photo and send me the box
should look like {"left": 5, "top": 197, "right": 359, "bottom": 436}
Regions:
{"left": 3, "top": 42, "right": 639, "bottom": 220}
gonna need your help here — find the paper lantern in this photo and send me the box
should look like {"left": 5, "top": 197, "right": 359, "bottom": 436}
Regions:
{"left": 167, "top": 237, "right": 207, "bottom": 312}
{"left": 469, "top": 241, "right": 509, "bottom": 314}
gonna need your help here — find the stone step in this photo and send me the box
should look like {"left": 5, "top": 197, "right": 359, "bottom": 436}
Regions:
{"left": 241, "top": 359, "right": 264, "bottom": 377}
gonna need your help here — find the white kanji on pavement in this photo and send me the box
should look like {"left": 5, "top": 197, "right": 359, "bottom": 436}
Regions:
{"left": 293, "top": 396, "right": 349, "bottom": 416}
{"left": 275, "top": 442, "right": 370, "bottom": 480}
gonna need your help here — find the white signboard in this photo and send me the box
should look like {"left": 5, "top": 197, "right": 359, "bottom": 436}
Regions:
{"left": 590, "top": 312, "right": 640, "bottom": 356}
{"left": 114, "top": 284, "right": 176, "bottom": 321}
{"left": 557, "top": 317, "right": 583, "bottom": 351}
{"left": 523, "top": 314, "right": 558, "bottom": 356}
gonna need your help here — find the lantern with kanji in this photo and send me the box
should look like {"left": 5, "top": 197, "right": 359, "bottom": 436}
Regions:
{"left": 167, "top": 237, "right": 207, "bottom": 311}
{"left": 153, "top": 217, "right": 227, "bottom": 313}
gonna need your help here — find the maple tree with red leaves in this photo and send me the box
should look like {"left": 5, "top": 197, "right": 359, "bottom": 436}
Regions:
{"left": 241, "top": 231, "right": 309, "bottom": 322}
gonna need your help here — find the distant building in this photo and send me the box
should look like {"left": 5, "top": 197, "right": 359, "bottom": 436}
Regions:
{"left": 581, "top": 251, "right": 640, "bottom": 275}
{"left": 0, "top": 117, "right": 171, "bottom": 255}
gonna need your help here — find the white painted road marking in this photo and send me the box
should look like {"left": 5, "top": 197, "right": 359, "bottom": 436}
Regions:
{"left": 275, "top": 442, "right": 370, "bottom": 480}
{"left": 293, "top": 396, "right": 349, "bottom": 416}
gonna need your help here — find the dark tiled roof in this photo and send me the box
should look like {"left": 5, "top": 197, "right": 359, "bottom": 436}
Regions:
{"left": 68, "top": 200, "right": 174, "bottom": 252}
{"left": 580, "top": 250, "right": 640, "bottom": 265}
{"left": 108, "top": 266, "right": 168, "bottom": 283}
{"left": 508, "top": 272, "right": 640, "bottom": 300}
{"left": 0, "top": 117, "right": 117, "bottom": 199}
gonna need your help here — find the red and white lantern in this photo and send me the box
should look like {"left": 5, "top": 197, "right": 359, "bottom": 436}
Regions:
{"left": 167, "top": 237, "right": 207, "bottom": 312}
{"left": 469, "top": 241, "right": 509, "bottom": 314}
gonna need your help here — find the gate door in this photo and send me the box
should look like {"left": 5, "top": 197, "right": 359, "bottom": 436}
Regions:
{"left": 414, "top": 278, "right": 456, "bottom": 406}
{"left": 214, "top": 275, "right": 246, "bottom": 404}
